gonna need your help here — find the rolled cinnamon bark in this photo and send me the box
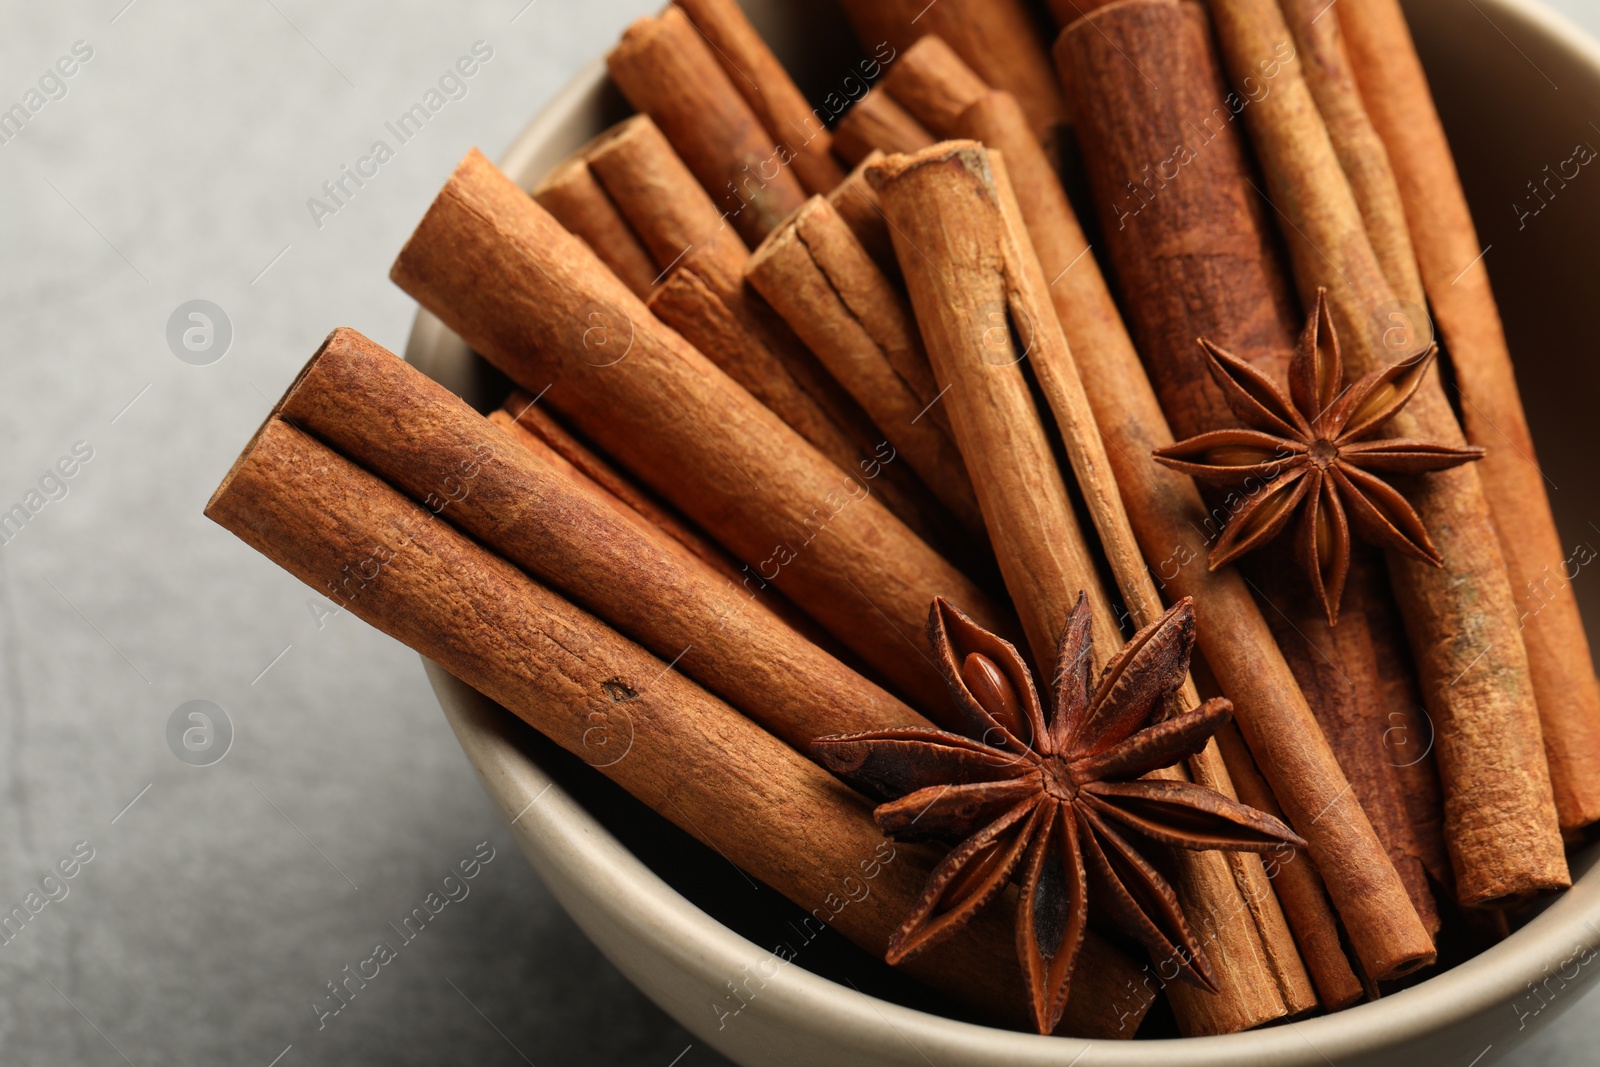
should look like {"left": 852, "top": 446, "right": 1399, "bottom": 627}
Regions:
{"left": 835, "top": 0, "right": 1067, "bottom": 144}
{"left": 962, "top": 96, "right": 1319, "bottom": 1020}
{"left": 881, "top": 36, "right": 990, "bottom": 138}
{"left": 1214, "top": 720, "right": 1365, "bottom": 1010}
{"left": 870, "top": 143, "right": 1117, "bottom": 671}
{"left": 1366, "top": 591, "right": 1454, "bottom": 892}
{"left": 281, "top": 328, "right": 920, "bottom": 750}
{"left": 532, "top": 156, "right": 659, "bottom": 299}
{"left": 748, "top": 196, "right": 983, "bottom": 538}
{"left": 1208, "top": 0, "right": 1568, "bottom": 904}
{"left": 1278, "top": 0, "right": 1423, "bottom": 307}
{"left": 607, "top": 6, "right": 807, "bottom": 245}
{"left": 672, "top": 0, "right": 845, "bottom": 196}
{"left": 391, "top": 149, "right": 1009, "bottom": 712}
{"left": 1057, "top": 0, "right": 1435, "bottom": 978}
{"left": 1259, "top": 550, "right": 1441, "bottom": 935}
{"left": 833, "top": 90, "right": 935, "bottom": 167}
{"left": 1000, "top": 143, "right": 1319, "bottom": 1024}
{"left": 826, "top": 152, "right": 900, "bottom": 281}
{"left": 493, "top": 398, "right": 847, "bottom": 652}
{"left": 1340, "top": 0, "right": 1600, "bottom": 832}
{"left": 874, "top": 144, "right": 1309, "bottom": 1033}
{"left": 205, "top": 416, "right": 1147, "bottom": 1037}
{"left": 496, "top": 393, "right": 732, "bottom": 582}
{"left": 583, "top": 115, "right": 745, "bottom": 271}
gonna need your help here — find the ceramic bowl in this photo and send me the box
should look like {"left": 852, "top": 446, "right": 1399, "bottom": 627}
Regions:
{"left": 403, "top": 1, "right": 1600, "bottom": 1062}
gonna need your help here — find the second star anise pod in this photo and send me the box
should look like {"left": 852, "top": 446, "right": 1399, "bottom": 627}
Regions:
{"left": 1152, "top": 289, "right": 1484, "bottom": 624}
{"left": 812, "top": 594, "right": 1304, "bottom": 1035}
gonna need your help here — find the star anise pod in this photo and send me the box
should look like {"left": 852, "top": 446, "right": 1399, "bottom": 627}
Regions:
{"left": 1151, "top": 289, "right": 1484, "bottom": 624}
{"left": 812, "top": 594, "right": 1304, "bottom": 1035}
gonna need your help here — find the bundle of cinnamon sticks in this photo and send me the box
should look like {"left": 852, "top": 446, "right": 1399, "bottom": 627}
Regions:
{"left": 206, "top": 0, "right": 1595, "bottom": 1040}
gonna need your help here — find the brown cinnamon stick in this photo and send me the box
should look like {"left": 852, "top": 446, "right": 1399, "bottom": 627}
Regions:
{"left": 583, "top": 115, "right": 744, "bottom": 271}
{"left": 531, "top": 156, "right": 659, "bottom": 299}
{"left": 391, "top": 149, "right": 1010, "bottom": 712}
{"left": 874, "top": 143, "right": 1306, "bottom": 1033}
{"left": 970, "top": 49, "right": 1358, "bottom": 1018}
{"left": 870, "top": 143, "right": 1116, "bottom": 672}
{"left": 997, "top": 144, "right": 1319, "bottom": 1025}
{"left": 1278, "top": 0, "right": 1424, "bottom": 307}
{"left": 1208, "top": 0, "right": 1568, "bottom": 904}
{"left": 1056, "top": 0, "right": 1435, "bottom": 978}
{"left": 964, "top": 95, "right": 1320, "bottom": 1021}
{"left": 205, "top": 415, "right": 1148, "bottom": 1037}
{"left": 1340, "top": 0, "right": 1600, "bottom": 832}
{"left": 492, "top": 402, "right": 736, "bottom": 586}
{"left": 833, "top": 90, "right": 935, "bottom": 167}
{"left": 826, "top": 152, "right": 900, "bottom": 281}
{"left": 1214, "top": 720, "right": 1365, "bottom": 1010}
{"left": 672, "top": 0, "right": 846, "bottom": 196}
{"left": 607, "top": 6, "right": 807, "bottom": 245}
{"left": 283, "top": 328, "right": 920, "bottom": 751}
{"left": 748, "top": 196, "right": 983, "bottom": 539}
{"left": 835, "top": 0, "right": 1067, "bottom": 144}
{"left": 1257, "top": 550, "right": 1441, "bottom": 935}
{"left": 881, "top": 36, "right": 990, "bottom": 138}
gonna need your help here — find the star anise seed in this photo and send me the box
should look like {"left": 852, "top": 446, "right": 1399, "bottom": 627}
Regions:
{"left": 1151, "top": 288, "right": 1484, "bottom": 624}
{"left": 812, "top": 594, "right": 1305, "bottom": 1035}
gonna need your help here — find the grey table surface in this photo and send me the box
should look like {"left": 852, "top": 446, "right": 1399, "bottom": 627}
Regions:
{"left": 1, "top": 2, "right": 1597, "bottom": 1065}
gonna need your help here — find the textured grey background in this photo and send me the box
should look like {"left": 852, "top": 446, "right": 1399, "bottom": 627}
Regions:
{"left": 0, "top": 1, "right": 1596, "bottom": 1065}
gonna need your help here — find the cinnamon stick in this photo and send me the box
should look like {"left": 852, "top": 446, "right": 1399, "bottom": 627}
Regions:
{"left": 881, "top": 36, "right": 989, "bottom": 139}
{"left": 391, "top": 149, "right": 1010, "bottom": 712}
{"left": 583, "top": 115, "right": 744, "bottom": 272}
{"left": 606, "top": 6, "right": 807, "bottom": 245}
{"left": 870, "top": 143, "right": 1117, "bottom": 672}
{"left": 998, "top": 144, "right": 1320, "bottom": 1025}
{"left": 834, "top": 0, "right": 1067, "bottom": 144}
{"left": 963, "top": 95, "right": 1319, "bottom": 1020}
{"left": 1258, "top": 549, "right": 1441, "bottom": 935}
{"left": 1208, "top": 0, "right": 1568, "bottom": 904}
{"left": 205, "top": 416, "right": 1148, "bottom": 1037}
{"left": 283, "top": 328, "right": 919, "bottom": 751}
{"left": 826, "top": 152, "right": 900, "bottom": 282}
{"left": 874, "top": 143, "right": 1306, "bottom": 1033}
{"left": 967, "top": 58, "right": 1355, "bottom": 1020}
{"left": 1032, "top": 5, "right": 1443, "bottom": 935}
{"left": 531, "top": 156, "right": 659, "bottom": 300}
{"left": 1278, "top": 0, "right": 1424, "bottom": 307}
{"left": 833, "top": 90, "right": 935, "bottom": 167}
{"left": 1214, "top": 720, "right": 1365, "bottom": 1010}
{"left": 490, "top": 404, "right": 736, "bottom": 586}
{"left": 748, "top": 196, "right": 984, "bottom": 539}
{"left": 1056, "top": 0, "right": 1435, "bottom": 978}
{"left": 1340, "top": 0, "right": 1600, "bottom": 832}
{"left": 672, "top": 0, "right": 845, "bottom": 196}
